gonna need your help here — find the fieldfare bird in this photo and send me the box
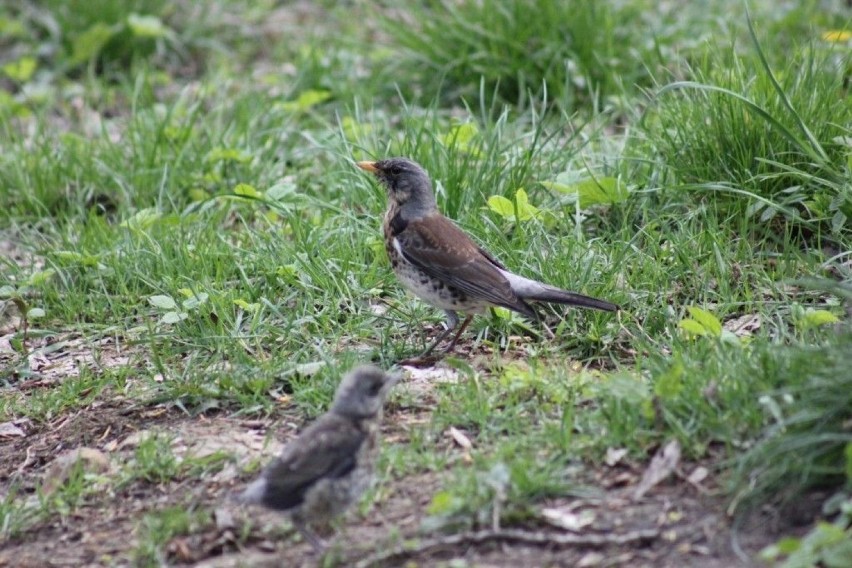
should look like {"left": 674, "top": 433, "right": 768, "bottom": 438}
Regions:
{"left": 357, "top": 157, "right": 618, "bottom": 358}
{"left": 238, "top": 366, "right": 399, "bottom": 552}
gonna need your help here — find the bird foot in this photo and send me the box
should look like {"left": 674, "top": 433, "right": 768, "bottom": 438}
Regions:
{"left": 397, "top": 353, "right": 443, "bottom": 367}
{"left": 294, "top": 521, "right": 329, "bottom": 554}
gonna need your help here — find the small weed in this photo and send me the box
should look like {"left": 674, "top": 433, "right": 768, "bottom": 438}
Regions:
{"left": 133, "top": 505, "right": 211, "bottom": 567}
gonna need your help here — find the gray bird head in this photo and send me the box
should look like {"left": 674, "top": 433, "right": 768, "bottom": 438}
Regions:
{"left": 330, "top": 365, "right": 399, "bottom": 420}
{"left": 356, "top": 157, "right": 437, "bottom": 217}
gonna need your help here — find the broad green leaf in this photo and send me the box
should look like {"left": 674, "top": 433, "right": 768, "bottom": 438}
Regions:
{"left": 160, "top": 311, "right": 188, "bottom": 324}
{"left": 797, "top": 309, "right": 839, "bottom": 331}
{"left": 26, "top": 307, "right": 45, "bottom": 319}
{"left": 182, "top": 293, "right": 209, "bottom": 310}
{"left": 427, "top": 491, "right": 458, "bottom": 515}
{"left": 234, "top": 299, "right": 260, "bottom": 313}
{"left": 678, "top": 319, "right": 709, "bottom": 337}
{"left": 775, "top": 536, "right": 802, "bottom": 554}
{"left": 542, "top": 176, "right": 627, "bottom": 208}
{"left": 233, "top": 184, "right": 263, "bottom": 199}
{"left": 0, "top": 284, "right": 16, "bottom": 298}
{"left": 487, "top": 195, "right": 515, "bottom": 218}
{"left": 120, "top": 208, "right": 161, "bottom": 230}
{"left": 279, "top": 89, "right": 331, "bottom": 112}
{"left": 492, "top": 306, "right": 512, "bottom": 320}
{"left": 2, "top": 57, "right": 37, "bottom": 82}
{"left": 486, "top": 188, "right": 540, "bottom": 221}
{"left": 148, "top": 295, "right": 177, "bottom": 310}
{"left": 127, "top": 13, "right": 170, "bottom": 38}
{"left": 70, "top": 23, "right": 115, "bottom": 65}
{"left": 686, "top": 306, "right": 722, "bottom": 336}
{"left": 514, "top": 188, "right": 540, "bottom": 221}
{"left": 277, "top": 265, "right": 299, "bottom": 279}
{"left": 27, "top": 269, "right": 56, "bottom": 287}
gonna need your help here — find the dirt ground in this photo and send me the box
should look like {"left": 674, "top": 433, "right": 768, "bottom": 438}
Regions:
{"left": 0, "top": 362, "right": 816, "bottom": 568}
{"left": 0, "top": 323, "right": 814, "bottom": 568}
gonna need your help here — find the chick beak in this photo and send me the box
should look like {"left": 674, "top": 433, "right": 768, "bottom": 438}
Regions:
{"left": 356, "top": 161, "right": 378, "bottom": 173}
{"left": 383, "top": 372, "right": 402, "bottom": 392}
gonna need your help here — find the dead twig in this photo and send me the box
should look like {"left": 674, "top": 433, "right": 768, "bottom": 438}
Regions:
{"left": 354, "top": 527, "right": 659, "bottom": 568}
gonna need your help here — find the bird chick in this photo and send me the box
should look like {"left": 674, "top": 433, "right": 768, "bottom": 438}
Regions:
{"left": 238, "top": 366, "right": 399, "bottom": 552}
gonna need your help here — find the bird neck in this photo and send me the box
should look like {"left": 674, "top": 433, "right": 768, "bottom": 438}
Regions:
{"left": 394, "top": 199, "right": 436, "bottom": 221}
{"left": 333, "top": 407, "right": 381, "bottom": 426}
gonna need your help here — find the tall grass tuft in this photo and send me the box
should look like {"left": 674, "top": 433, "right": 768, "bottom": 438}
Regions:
{"left": 381, "top": 0, "right": 655, "bottom": 112}
{"left": 729, "top": 330, "right": 852, "bottom": 514}
{"left": 642, "top": 34, "right": 852, "bottom": 236}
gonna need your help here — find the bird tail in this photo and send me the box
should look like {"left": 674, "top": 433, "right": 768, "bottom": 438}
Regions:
{"left": 530, "top": 286, "right": 619, "bottom": 312}
{"left": 502, "top": 271, "right": 619, "bottom": 312}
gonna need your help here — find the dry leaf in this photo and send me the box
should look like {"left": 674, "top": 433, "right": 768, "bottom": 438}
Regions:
{"left": 723, "top": 313, "right": 761, "bottom": 337}
{"left": 403, "top": 366, "right": 459, "bottom": 383}
{"left": 577, "top": 552, "right": 605, "bottom": 567}
{"left": 632, "top": 440, "right": 681, "bottom": 501}
{"left": 0, "top": 335, "right": 15, "bottom": 354}
{"left": 0, "top": 421, "right": 26, "bottom": 438}
{"left": 447, "top": 426, "right": 473, "bottom": 450}
{"left": 687, "top": 466, "right": 709, "bottom": 485}
{"left": 604, "top": 447, "right": 628, "bottom": 467}
{"left": 541, "top": 507, "right": 596, "bottom": 532}
{"left": 42, "top": 447, "right": 111, "bottom": 495}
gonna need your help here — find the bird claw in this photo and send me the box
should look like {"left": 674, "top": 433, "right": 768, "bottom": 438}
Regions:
{"left": 397, "top": 353, "right": 443, "bottom": 367}
{"left": 295, "top": 523, "right": 329, "bottom": 554}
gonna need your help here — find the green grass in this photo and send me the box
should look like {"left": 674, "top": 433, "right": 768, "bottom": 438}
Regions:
{"left": 640, "top": 36, "right": 852, "bottom": 233}
{"left": 134, "top": 505, "right": 211, "bottom": 566}
{"left": 1, "top": 0, "right": 851, "bottom": 563}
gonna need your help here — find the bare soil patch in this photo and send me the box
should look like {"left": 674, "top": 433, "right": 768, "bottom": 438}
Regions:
{"left": 1, "top": 381, "right": 806, "bottom": 568}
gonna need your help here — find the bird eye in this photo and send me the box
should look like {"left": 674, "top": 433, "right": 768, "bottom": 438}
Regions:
{"left": 387, "top": 165, "right": 402, "bottom": 176}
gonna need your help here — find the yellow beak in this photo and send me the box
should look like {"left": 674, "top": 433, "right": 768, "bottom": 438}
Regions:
{"left": 356, "top": 161, "right": 378, "bottom": 173}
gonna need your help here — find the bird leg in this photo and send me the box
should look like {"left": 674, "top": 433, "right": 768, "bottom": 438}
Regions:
{"left": 293, "top": 519, "right": 328, "bottom": 554}
{"left": 398, "top": 311, "right": 460, "bottom": 366}
{"left": 444, "top": 314, "right": 473, "bottom": 353}
{"left": 420, "top": 310, "right": 460, "bottom": 356}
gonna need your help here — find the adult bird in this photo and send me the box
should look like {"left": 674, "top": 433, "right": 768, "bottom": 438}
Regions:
{"left": 357, "top": 157, "right": 618, "bottom": 360}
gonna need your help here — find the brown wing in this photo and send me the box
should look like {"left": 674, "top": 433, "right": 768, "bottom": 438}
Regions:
{"left": 396, "top": 213, "right": 535, "bottom": 317}
{"left": 259, "top": 414, "right": 366, "bottom": 510}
